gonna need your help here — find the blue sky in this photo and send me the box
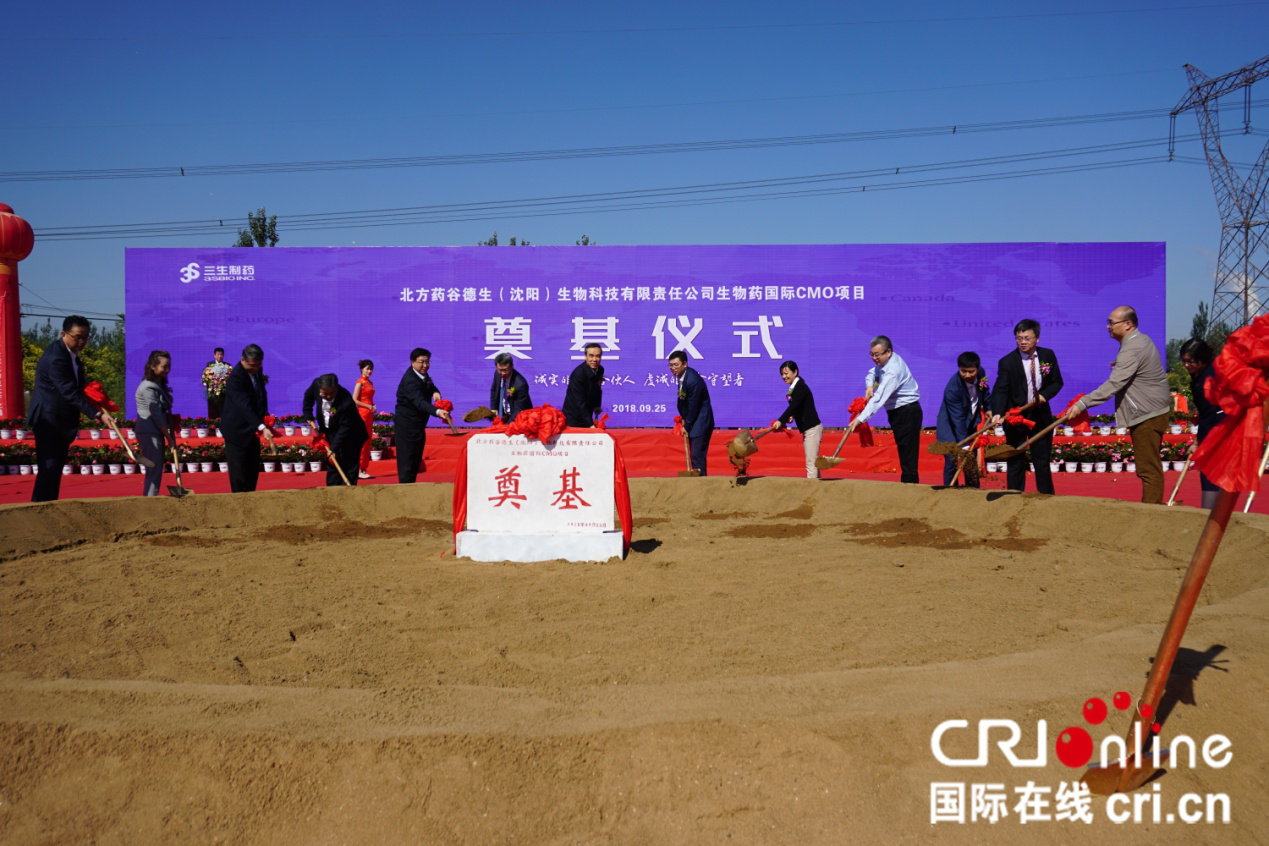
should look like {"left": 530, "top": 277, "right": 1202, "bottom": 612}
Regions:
{"left": 4, "top": 0, "right": 1267, "bottom": 341}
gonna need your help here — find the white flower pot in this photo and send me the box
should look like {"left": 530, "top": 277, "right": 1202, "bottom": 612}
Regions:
{"left": 19, "top": 464, "right": 31, "bottom": 475}
{"left": 1170, "top": 424, "right": 1183, "bottom": 434}
{"left": 80, "top": 465, "right": 92, "bottom": 475}
{"left": 196, "top": 427, "right": 209, "bottom": 438}
{"left": 28, "top": 464, "right": 37, "bottom": 474}
{"left": 124, "top": 464, "right": 137, "bottom": 474}
{"left": 91, "top": 464, "right": 104, "bottom": 475}
{"left": 0, "top": 428, "right": 10, "bottom": 438}
{"left": 370, "top": 450, "right": 383, "bottom": 461}
{"left": 1080, "top": 430, "right": 1093, "bottom": 436}
{"left": 1049, "top": 462, "right": 1061, "bottom": 473}
{"left": 1115, "top": 427, "right": 1127, "bottom": 435}
{"left": 126, "top": 428, "right": 136, "bottom": 438}
{"left": 1099, "top": 426, "right": 1112, "bottom": 436}
{"left": 179, "top": 428, "right": 191, "bottom": 438}
{"left": 186, "top": 462, "right": 199, "bottom": 472}
{"left": 60, "top": 465, "right": 71, "bottom": 475}
{"left": 309, "top": 461, "right": 322, "bottom": 472}
{"left": 200, "top": 461, "right": 213, "bottom": 472}
{"left": 284, "top": 426, "right": 296, "bottom": 436}
{"left": 218, "top": 462, "right": 229, "bottom": 472}
{"left": 216, "top": 428, "right": 224, "bottom": 438}
{"left": 1095, "top": 462, "right": 1107, "bottom": 473}
{"left": 1062, "top": 426, "right": 1074, "bottom": 436}
{"left": 993, "top": 426, "right": 1004, "bottom": 436}
{"left": 15, "top": 428, "right": 26, "bottom": 439}
{"left": 263, "top": 462, "right": 277, "bottom": 472}
{"left": 89, "top": 429, "right": 102, "bottom": 440}
{"left": 1126, "top": 461, "right": 1137, "bottom": 472}
{"left": 1111, "top": 462, "right": 1124, "bottom": 473}
{"left": 281, "top": 462, "right": 293, "bottom": 472}
{"left": 1189, "top": 424, "right": 1198, "bottom": 434}
{"left": 108, "top": 429, "right": 119, "bottom": 440}
{"left": 300, "top": 426, "right": 312, "bottom": 436}
{"left": 108, "top": 464, "right": 122, "bottom": 475}
{"left": 1080, "top": 462, "right": 1094, "bottom": 473}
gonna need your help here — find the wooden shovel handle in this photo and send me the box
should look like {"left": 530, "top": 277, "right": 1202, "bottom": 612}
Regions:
{"left": 1166, "top": 447, "right": 1195, "bottom": 506}
{"left": 102, "top": 416, "right": 143, "bottom": 464}
{"left": 681, "top": 430, "right": 693, "bottom": 471}
{"left": 967, "top": 399, "right": 1041, "bottom": 446}
{"left": 1109, "top": 488, "right": 1237, "bottom": 791}
{"left": 1013, "top": 415, "right": 1063, "bottom": 453}
{"left": 326, "top": 447, "right": 353, "bottom": 487}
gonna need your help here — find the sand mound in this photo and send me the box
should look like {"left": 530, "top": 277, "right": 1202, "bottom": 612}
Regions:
{"left": 1, "top": 479, "right": 1267, "bottom": 843}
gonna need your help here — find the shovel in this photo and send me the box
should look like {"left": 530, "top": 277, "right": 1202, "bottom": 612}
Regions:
{"left": 464, "top": 406, "right": 497, "bottom": 423}
{"left": 1241, "top": 435, "right": 1269, "bottom": 513}
{"left": 323, "top": 446, "right": 353, "bottom": 487}
{"left": 815, "top": 430, "right": 852, "bottom": 471}
{"left": 166, "top": 440, "right": 193, "bottom": 498}
{"left": 984, "top": 416, "right": 1063, "bottom": 460}
{"left": 928, "top": 401, "right": 1038, "bottom": 456}
{"left": 103, "top": 416, "right": 155, "bottom": 468}
{"left": 1081, "top": 489, "right": 1237, "bottom": 795}
{"left": 729, "top": 425, "right": 777, "bottom": 459}
{"left": 678, "top": 430, "right": 701, "bottom": 477}
{"left": 1166, "top": 444, "right": 1196, "bottom": 506}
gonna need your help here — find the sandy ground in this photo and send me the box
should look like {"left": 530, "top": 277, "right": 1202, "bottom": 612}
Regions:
{"left": 1, "top": 478, "right": 1267, "bottom": 844}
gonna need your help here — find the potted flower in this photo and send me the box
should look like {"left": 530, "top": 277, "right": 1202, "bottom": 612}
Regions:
{"left": 1108, "top": 439, "right": 1128, "bottom": 473}
{"left": 370, "top": 436, "right": 386, "bottom": 462}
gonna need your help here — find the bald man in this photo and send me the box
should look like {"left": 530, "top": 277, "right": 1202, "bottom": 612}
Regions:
{"left": 1061, "top": 306, "right": 1171, "bottom": 503}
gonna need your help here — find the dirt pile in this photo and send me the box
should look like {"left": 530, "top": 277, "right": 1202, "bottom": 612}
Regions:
{"left": 1, "top": 479, "right": 1267, "bottom": 843}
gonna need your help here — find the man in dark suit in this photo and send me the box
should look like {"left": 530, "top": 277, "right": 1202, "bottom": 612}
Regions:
{"left": 220, "top": 343, "right": 275, "bottom": 493}
{"left": 990, "top": 319, "right": 1064, "bottom": 494}
{"left": 562, "top": 343, "right": 604, "bottom": 428}
{"left": 489, "top": 352, "right": 533, "bottom": 424}
{"left": 27, "top": 315, "right": 114, "bottom": 502}
{"left": 395, "top": 347, "right": 451, "bottom": 483}
{"left": 772, "top": 360, "right": 824, "bottom": 479}
{"left": 301, "top": 375, "right": 322, "bottom": 429}
{"left": 935, "top": 351, "right": 990, "bottom": 487}
{"left": 668, "top": 350, "right": 715, "bottom": 475}
{"left": 314, "top": 374, "right": 369, "bottom": 487}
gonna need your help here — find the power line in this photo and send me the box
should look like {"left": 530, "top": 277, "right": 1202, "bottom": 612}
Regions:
{"left": 8, "top": 2, "right": 1264, "bottom": 41}
{"left": 7, "top": 69, "right": 1178, "bottom": 131}
{"left": 38, "top": 136, "right": 1191, "bottom": 241}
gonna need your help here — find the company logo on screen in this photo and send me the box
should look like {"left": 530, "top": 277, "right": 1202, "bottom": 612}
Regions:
{"left": 179, "top": 262, "right": 256, "bottom": 284}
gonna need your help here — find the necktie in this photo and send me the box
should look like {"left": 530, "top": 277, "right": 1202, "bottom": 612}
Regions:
{"left": 1029, "top": 354, "right": 1039, "bottom": 403}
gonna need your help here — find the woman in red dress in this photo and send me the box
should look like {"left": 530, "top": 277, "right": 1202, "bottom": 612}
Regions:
{"left": 352, "top": 359, "right": 377, "bottom": 479}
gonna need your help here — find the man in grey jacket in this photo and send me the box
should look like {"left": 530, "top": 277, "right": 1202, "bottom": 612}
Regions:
{"left": 1061, "top": 306, "right": 1171, "bottom": 503}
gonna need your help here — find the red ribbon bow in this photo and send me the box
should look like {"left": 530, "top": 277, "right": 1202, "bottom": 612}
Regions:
{"left": 434, "top": 399, "right": 454, "bottom": 412}
{"left": 83, "top": 381, "right": 119, "bottom": 413}
{"left": 259, "top": 414, "right": 279, "bottom": 442}
{"left": 1004, "top": 407, "right": 1037, "bottom": 430}
{"left": 1060, "top": 393, "right": 1091, "bottom": 432}
{"left": 498, "top": 404, "right": 567, "bottom": 441}
{"left": 311, "top": 433, "right": 331, "bottom": 453}
{"left": 847, "top": 396, "right": 875, "bottom": 447}
{"left": 593, "top": 413, "right": 609, "bottom": 431}
{"left": 1193, "top": 315, "right": 1269, "bottom": 493}
{"left": 672, "top": 414, "right": 685, "bottom": 438}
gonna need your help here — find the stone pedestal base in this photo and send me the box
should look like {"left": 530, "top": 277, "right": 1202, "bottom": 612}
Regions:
{"left": 456, "top": 531, "right": 624, "bottom": 563}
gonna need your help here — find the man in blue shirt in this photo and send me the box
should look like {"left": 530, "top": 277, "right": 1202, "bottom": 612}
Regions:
{"left": 845, "top": 335, "right": 923, "bottom": 483}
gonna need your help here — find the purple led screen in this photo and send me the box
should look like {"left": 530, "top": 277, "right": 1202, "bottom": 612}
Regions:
{"left": 125, "top": 244, "right": 1165, "bottom": 427}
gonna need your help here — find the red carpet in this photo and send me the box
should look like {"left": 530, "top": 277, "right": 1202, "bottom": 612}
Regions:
{"left": 1, "top": 428, "right": 1262, "bottom": 513}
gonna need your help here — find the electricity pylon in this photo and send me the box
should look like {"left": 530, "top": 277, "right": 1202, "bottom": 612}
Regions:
{"left": 1170, "top": 54, "right": 1269, "bottom": 329}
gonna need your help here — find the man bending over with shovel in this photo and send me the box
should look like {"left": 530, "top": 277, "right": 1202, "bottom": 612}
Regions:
{"left": 315, "top": 373, "right": 370, "bottom": 487}
{"left": 935, "top": 352, "right": 989, "bottom": 487}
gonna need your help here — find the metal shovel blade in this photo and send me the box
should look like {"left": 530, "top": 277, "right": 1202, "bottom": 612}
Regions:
{"left": 729, "top": 430, "right": 759, "bottom": 459}
{"left": 1081, "top": 760, "right": 1158, "bottom": 796}
{"left": 678, "top": 469, "right": 701, "bottom": 477}
{"left": 985, "top": 444, "right": 1022, "bottom": 460}
{"left": 166, "top": 483, "right": 193, "bottom": 498}
{"left": 926, "top": 440, "right": 962, "bottom": 456}
{"left": 814, "top": 455, "right": 846, "bottom": 470}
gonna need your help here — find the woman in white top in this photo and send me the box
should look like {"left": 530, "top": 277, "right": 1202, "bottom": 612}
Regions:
{"left": 134, "top": 350, "right": 174, "bottom": 496}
